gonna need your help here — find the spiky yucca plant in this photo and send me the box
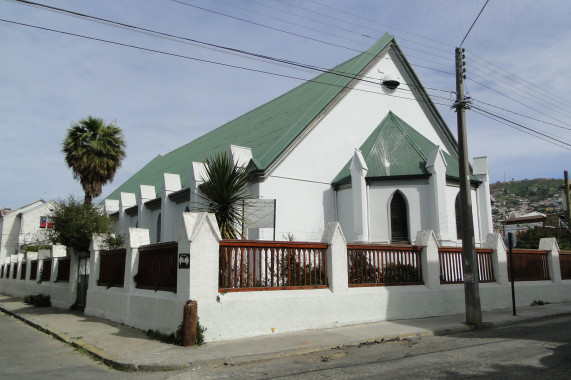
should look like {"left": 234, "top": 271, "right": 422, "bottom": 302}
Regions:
{"left": 197, "top": 152, "right": 253, "bottom": 239}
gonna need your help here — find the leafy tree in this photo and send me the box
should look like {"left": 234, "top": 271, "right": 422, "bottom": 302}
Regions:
{"left": 197, "top": 151, "right": 253, "bottom": 239}
{"left": 63, "top": 116, "right": 126, "bottom": 204}
{"left": 516, "top": 226, "right": 570, "bottom": 250}
{"left": 49, "top": 196, "right": 116, "bottom": 252}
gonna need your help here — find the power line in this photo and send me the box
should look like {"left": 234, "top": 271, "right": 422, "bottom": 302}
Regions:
{"left": 168, "top": 0, "right": 363, "bottom": 54}
{"left": 471, "top": 98, "right": 571, "bottom": 131}
{"left": 207, "top": 0, "right": 372, "bottom": 49}
{"left": 0, "top": 18, "right": 454, "bottom": 110}
{"left": 472, "top": 104, "right": 571, "bottom": 144}
{"left": 467, "top": 59, "right": 571, "bottom": 118}
{"left": 249, "top": 0, "right": 453, "bottom": 56}
{"left": 468, "top": 76, "right": 571, "bottom": 128}
{"left": 460, "top": 0, "right": 490, "bottom": 47}
{"left": 6, "top": 0, "right": 456, "bottom": 95}
{"left": 471, "top": 106, "right": 571, "bottom": 150}
{"left": 468, "top": 51, "right": 571, "bottom": 108}
{"left": 295, "top": 0, "right": 454, "bottom": 50}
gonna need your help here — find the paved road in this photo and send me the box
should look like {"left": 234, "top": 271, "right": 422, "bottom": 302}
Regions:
{"left": 0, "top": 313, "right": 157, "bottom": 380}
{"left": 1, "top": 312, "right": 570, "bottom": 379}
{"left": 180, "top": 316, "right": 571, "bottom": 379}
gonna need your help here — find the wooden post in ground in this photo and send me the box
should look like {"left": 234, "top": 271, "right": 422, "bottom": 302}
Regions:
{"left": 182, "top": 300, "right": 197, "bottom": 347}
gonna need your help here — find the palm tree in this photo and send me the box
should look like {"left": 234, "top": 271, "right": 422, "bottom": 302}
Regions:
{"left": 63, "top": 116, "right": 126, "bottom": 204}
{"left": 197, "top": 151, "right": 253, "bottom": 239}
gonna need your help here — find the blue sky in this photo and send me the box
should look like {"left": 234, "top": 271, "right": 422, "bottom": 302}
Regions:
{"left": 1, "top": 0, "right": 570, "bottom": 208}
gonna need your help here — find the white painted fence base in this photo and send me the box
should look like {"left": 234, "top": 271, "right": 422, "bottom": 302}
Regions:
{"left": 0, "top": 247, "right": 78, "bottom": 309}
{"left": 2, "top": 213, "right": 570, "bottom": 343}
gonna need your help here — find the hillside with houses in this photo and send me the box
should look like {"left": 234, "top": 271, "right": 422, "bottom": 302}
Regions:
{"left": 490, "top": 178, "right": 567, "bottom": 231}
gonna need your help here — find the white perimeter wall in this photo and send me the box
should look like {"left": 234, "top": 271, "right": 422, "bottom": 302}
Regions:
{"left": 63, "top": 215, "right": 571, "bottom": 343}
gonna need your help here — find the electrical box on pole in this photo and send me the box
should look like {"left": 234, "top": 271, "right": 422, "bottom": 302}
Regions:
{"left": 454, "top": 47, "right": 482, "bottom": 326}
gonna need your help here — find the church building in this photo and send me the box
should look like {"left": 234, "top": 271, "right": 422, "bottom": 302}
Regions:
{"left": 104, "top": 33, "right": 493, "bottom": 246}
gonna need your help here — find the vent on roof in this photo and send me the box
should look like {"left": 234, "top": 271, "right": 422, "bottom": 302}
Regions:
{"left": 381, "top": 73, "right": 400, "bottom": 90}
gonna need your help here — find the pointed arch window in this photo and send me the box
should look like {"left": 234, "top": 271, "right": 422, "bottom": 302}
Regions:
{"left": 184, "top": 205, "right": 190, "bottom": 213}
{"left": 455, "top": 194, "right": 463, "bottom": 240}
{"left": 156, "top": 214, "right": 161, "bottom": 243}
{"left": 390, "top": 191, "right": 409, "bottom": 243}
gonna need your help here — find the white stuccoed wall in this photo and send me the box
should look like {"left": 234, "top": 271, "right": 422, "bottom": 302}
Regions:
{"left": 0, "top": 245, "right": 77, "bottom": 309}
{"left": 257, "top": 48, "right": 456, "bottom": 242}
{"left": 6, "top": 213, "right": 567, "bottom": 344}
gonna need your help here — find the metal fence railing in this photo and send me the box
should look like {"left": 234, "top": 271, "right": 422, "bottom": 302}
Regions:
{"left": 219, "top": 240, "right": 328, "bottom": 291}
{"left": 347, "top": 244, "right": 423, "bottom": 286}
{"left": 97, "top": 249, "right": 126, "bottom": 288}
{"left": 438, "top": 247, "right": 495, "bottom": 284}
{"left": 136, "top": 242, "right": 177, "bottom": 292}
{"left": 507, "top": 249, "right": 549, "bottom": 281}
{"left": 56, "top": 258, "right": 71, "bottom": 283}
{"left": 559, "top": 251, "right": 571, "bottom": 280}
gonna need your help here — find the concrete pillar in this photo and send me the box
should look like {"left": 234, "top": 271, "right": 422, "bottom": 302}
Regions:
{"left": 137, "top": 185, "right": 156, "bottom": 231}
{"left": 88, "top": 234, "right": 107, "bottom": 291}
{"left": 125, "top": 228, "right": 151, "bottom": 293}
{"left": 473, "top": 157, "right": 493, "bottom": 241}
{"left": 161, "top": 173, "right": 182, "bottom": 243}
{"left": 229, "top": 144, "right": 253, "bottom": 168}
{"left": 322, "top": 222, "right": 348, "bottom": 294}
{"left": 177, "top": 212, "right": 221, "bottom": 303}
{"left": 104, "top": 199, "right": 119, "bottom": 215}
{"left": 26, "top": 252, "right": 38, "bottom": 282}
{"left": 416, "top": 230, "right": 441, "bottom": 289}
{"left": 189, "top": 162, "right": 207, "bottom": 210}
{"left": 119, "top": 193, "right": 137, "bottom": 237}
{"left": 539, "top": 237, "right": 561, "bottom": 283}
{"left": 485, "top": 233, "right": 509, "bottom": 284}
{"left": 37, "top": 248, "right": 51, "bottom": 283}
{"left": 425, "top": 146, "right": 451, "bottom": 244}
{"left": 351, "top": 149, "right": 369, "bottom": 243}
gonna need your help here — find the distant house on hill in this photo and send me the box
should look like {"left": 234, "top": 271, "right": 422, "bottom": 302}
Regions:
{"left": 103, "top": 33, "right": 493, "bottom": 246}
{"left": 0, "top": 200, "right": 55, "bottom": 260}
{"left": 502, "top": 211, "right": 546, "bottom": 237}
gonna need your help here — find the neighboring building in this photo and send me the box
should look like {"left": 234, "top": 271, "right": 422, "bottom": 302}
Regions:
{"left": 501, "top": 211, "right": 546, "bottom": 237}
{"left": 0, "top": 200, "right": 55, "bottom": 260}
{"left": 103, "top": 33, "right": 493, "bottom": 246}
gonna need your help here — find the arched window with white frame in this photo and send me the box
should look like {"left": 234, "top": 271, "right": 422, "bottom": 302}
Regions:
{"left": 390, "top": 191, "right": 409, "bottom": 243}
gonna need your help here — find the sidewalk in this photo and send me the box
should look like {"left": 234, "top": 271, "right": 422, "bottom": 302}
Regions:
{"left": 1, "top": 294, "right": 570, "bottom": 372}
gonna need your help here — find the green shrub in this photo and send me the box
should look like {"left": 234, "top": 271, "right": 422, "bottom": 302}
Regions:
{"left": 383, "top": 263, "right": 420, "bottom": 284}
{"left": 24, "top": 294, "right": 51, "bottom": 307}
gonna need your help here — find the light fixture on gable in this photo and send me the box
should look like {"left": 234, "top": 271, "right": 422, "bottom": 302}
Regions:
{"left": 381, "top": 72, "right": 400, "bottom": 90}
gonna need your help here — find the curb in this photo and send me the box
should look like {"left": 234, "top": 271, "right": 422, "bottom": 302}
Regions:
{"left": 2, "top": 304, "right": 571, "bottom": 372}
{"left": 0, "top": 304, "right": 189, "bottom": 372}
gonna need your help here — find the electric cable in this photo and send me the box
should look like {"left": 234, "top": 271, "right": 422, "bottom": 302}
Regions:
{"left": 0, "top": 18, "right": 454, "bottom": 110}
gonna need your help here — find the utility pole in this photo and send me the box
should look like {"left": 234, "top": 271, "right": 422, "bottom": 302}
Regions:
{"left": 564, "top": 171, "right": 571, "bottom": 246}
{"left": 454, "top": 47, "right": 482, "bottom": 326}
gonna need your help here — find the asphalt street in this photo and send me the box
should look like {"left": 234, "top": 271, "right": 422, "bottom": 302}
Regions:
{"left": 1, "top": 312, "right": 570, "bottom": 379}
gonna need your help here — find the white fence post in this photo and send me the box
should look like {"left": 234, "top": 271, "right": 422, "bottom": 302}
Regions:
{"left": 485, "top": 233, "right": 508, "bottom": 284}
{"left": 89, "top": 235, "right": 107, "bottom": 291}
{"left": 126, "top": 228, "right": 151, "bottom": 293}
{"left": 539, "top": 237, "right": 561, "bottom": 283}
{"left": 177, "top": 212, "right": 221, "bottom": 304}
{"left": 322, "top": 222, "right": 348, "bottom": 294}
{"left": 416, "top": 230, "right": 440, "bottom": 289}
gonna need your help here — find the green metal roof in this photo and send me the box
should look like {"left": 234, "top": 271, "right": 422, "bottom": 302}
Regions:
{"left": 332, "top": 112, "right": 478, "bottom": 186}
{"left": 104, "top": 34, "right": 395, "bottom": 201}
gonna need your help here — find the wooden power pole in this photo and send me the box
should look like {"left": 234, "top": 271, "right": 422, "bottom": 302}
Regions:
{"left": 564, "top": 171, "right": 571, "bottom": 246}
{"left": 454, "top": 47, "right": 482, "bottom": 326}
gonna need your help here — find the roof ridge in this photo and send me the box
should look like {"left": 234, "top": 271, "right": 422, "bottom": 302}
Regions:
{"left": 387, "top": 112, "right": 432, "bottom": 161}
